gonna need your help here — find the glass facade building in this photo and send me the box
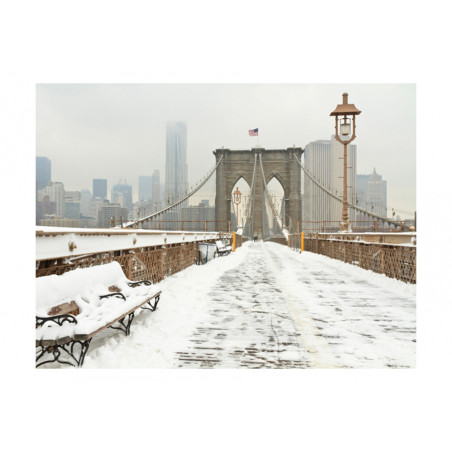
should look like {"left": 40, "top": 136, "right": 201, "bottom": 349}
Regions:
{"left": 36, "top": 156, "right": 51, "bottom": 190}
{"left": 165, "top": 121, "right": 188, "bottom": 206}
{"left": 93, "top": 179, "right": 107, "bottom": 199}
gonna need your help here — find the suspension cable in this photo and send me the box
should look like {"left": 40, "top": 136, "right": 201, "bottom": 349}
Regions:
{"left": 258, "top": 154, "right": 285, "bottom": 238}
{"left": 243, "top": 154, "right": 258, "bottom": 239}
{"left": 124, "top": 155, "right": 224, "bottom": 228}
{"left": 293, "top": 153, "right": 401, "bottom": 227}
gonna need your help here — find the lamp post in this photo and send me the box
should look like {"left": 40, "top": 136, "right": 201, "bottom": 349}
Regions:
{"left": 330, "top": 93, "right": 361, "bottom": 232}
{"left": 232, "top": 186, "right": 242, "bottom": 230}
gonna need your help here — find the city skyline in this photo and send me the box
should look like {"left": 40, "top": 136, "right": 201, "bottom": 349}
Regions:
{"left": 36, "top": 83, "right": 416, "bottom": 216}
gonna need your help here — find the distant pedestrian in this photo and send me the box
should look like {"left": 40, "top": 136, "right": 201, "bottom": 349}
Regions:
{"left": 253, "top": 235, "right": 257, "bottom": 242}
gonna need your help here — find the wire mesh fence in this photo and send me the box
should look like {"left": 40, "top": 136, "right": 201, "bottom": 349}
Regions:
{"left": 37, "top": 240, "right": 220, "bottom": 281}
{"left": 130, "top": 220, "right": 232, "bottom": 232}
{"left": 300, "top": 220, "right": 415, "bottom": 233}
{"left": 288, "top": 232, "right": 416, "bottom": 284}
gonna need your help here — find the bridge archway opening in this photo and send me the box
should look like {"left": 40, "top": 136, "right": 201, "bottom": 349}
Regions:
{"left": 230, "top": 177, "right": 250, "bottom": 232}
{"left": 214, "top": 147, "right": 303, "bottom": 239}
{"left": 264, "top": 177, "right": 285, "bottom": 238}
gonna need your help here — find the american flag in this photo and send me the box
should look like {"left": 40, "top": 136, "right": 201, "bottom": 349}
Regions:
{"left": 248, "top": 128, "right": 258, "bottom": 136}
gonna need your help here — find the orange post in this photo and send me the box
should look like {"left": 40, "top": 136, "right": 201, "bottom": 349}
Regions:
{"left": 301, "top": 232, "right": 304, "bottom": 252}
{"left": 233, "top": 232, "right": 236, "bottom": 252}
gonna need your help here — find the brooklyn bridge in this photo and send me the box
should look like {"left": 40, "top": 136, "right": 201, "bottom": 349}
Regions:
{"left": 36, "top": 145, "right": 415, "bottom": 369}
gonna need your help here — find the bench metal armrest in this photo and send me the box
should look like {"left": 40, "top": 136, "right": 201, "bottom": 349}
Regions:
{"left": 99, "top": 292, "right": 126, "bottom": 301}
{"left": 127, "top": 280, "right": 152, "bottom": 288}
{"left": 36, "top": 314, "right": 78, "bottom": 328}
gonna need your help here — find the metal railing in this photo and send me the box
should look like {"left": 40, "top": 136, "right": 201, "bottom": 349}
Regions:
{"left": 36, "top": 241, "right": 208, "bottom": 280}
{"left": 288, "top": 232, "right": 416, "bottom": 284}
{"left": 300, "top": 220, "right": 415, "bottom": 233}
{"left": 125, "top": 220, "right": 233, "bottom": 232}
{"left": 36, "top": 230, "right": 240, "bottom": 280}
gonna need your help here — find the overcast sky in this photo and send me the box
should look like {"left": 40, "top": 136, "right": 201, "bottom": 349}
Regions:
{"left": 36, "top": 83, "right": 415, "bottom": 216}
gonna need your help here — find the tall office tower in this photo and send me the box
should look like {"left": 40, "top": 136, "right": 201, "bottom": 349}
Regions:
{"left": 80, "top": 189, "right": 91, "bottom": 216}
{"left": 357, "top": 168, "right": 387, "bottom": 218}
{"left": 152, "top": 170, "right": 161, "bottom": 211}
{"left": 88, "top": 198, "right": 105, "bottom": 224}
{"left": 64, "top": 190, "right": 81, "bottom": 219}
{"left": 36, "top": 157, "right": 51, "bottom": 189}
{"left": 303, "top": 140, "right": 331, "bottom": 229}
{"left": 165, "top": 121, "right": 188, "bottom": 206}
{"left": 98, "top": 202, "right": 129, "bottom": 228}
{"left": 182, "top": 203, "right": 215, "bottom": 231}
{"left": 111, "top": 179, "right": 133, "bottom": 212}
{"left": 133, "top": 201, "right": 154, "bottom": 222}
{"left": 93, "top": 179, "right": 107, "bottom": 199}
{"left": 356, "top": 174, "right": 371, "bottom": 211}
{"left": 64, "top": 190, "right": 81, "bottom": 202}
{"left": 138, "top": 175, "right": 153, "bottom": 202}
{"left": 303, "top": 136, "right": 356, "bottom": 231}
{"left": 40, "top": 181, "right": 66, "bottom": 217}
{"left": 36, "top": 194, "right": 56, "bottom": 224}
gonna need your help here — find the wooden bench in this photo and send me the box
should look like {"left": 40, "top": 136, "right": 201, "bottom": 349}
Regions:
{"left": 215, "top": 240, "right": 232, "bottom": 257}
{"left": 36, "top": 261, "right": 162, "bottom": 367}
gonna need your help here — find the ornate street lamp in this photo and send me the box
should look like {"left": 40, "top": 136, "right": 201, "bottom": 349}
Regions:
{"left": 330, "top": 93, "right": 361, "bottom": 232}
{"left": 232, "top": 186, "right": 242, "bottom": 230}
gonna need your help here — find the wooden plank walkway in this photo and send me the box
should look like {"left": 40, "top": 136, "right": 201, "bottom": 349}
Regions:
{"left": 174, "top": 242, "right": 415, "bottom": 368}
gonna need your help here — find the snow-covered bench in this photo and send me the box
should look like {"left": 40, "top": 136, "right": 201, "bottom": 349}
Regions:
{"left": 36, "top": 261, "right": 162, "bottom": 367}
{"left": 215, "top": 240, "right": 232, "bottom": 257}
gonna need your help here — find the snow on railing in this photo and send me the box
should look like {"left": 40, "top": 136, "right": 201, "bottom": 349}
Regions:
{"left": 36, "top": 226, "right": 221, "bottom": 261}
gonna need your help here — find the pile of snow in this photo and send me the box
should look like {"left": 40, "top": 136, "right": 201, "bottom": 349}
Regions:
{"left": 36, "top": 262, "right": 161, "bottom": 342}
{"left": 82, "top": 247, "right": 248, "bottom": 368}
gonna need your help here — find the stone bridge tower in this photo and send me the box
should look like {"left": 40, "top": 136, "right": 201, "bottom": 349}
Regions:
{"left": 213, "top": 147, "right": 303, "bottom": 238}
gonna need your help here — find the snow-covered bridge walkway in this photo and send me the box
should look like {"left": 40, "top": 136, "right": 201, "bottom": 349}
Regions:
{"left": 81, "top": 241, "right": 416, "bottom": 369}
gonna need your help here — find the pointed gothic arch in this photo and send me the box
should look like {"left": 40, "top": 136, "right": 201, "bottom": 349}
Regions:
{"left": 213, "top": 147, "right": 303, "bottom": 238}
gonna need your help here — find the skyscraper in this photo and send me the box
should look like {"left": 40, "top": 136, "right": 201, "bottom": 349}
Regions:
{"left": 303, "top": 136, "right": 356, "bottom": 231}
{"left": 36, "top": 157, "right": 51, "bottom": 189}
{"left": 93, "top": 179, "right": 107, "bottom": 199}
{"left": 138, "top": 175, "right": 153, "bottom": 202}
{"left": 111, "top": 179, "right": 133, "bottom": 212}
{"left": 165, "top": 121, "right": 188, "bottom": 206}
{"left": 303, "top": 140, "right": 332, "bottom": 228}
{"left": 64, "top": 190, "right": 81, "bottom": 219}
{"left": 80, "top": 189, "right": 91, "bottom": 216}
{"left": 152, "top": 169, "right": 161, "bottom": 210}
{"left": 357, "top": 168, "right": 387, "bottom": 218}
{"left": 39, "top": 181, "right": 65, "bottom": 217}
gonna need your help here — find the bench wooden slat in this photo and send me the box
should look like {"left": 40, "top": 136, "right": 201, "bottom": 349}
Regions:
{"left": 36, "top": 262, "right": 163, "bottom": 366}
{"left": 73, "top": 291, "right": 161, "bottom": 341}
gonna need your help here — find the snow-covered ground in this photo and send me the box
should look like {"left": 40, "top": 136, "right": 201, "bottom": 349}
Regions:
{"left": 39, "top": 241, "right": 416, "bottom": 369}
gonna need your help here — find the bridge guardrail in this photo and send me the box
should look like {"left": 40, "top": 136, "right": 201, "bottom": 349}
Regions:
{"left": 288, "top": 232, "right": 416, "bottom": 284}
{"left": 36, "top": 228, "right": 242, "bottom": 280}
{"left": 36, "top": 228, "right": 222, "bottom": 280}
{"left": 36, "top": 241, "right": 211, "bottom": 281}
